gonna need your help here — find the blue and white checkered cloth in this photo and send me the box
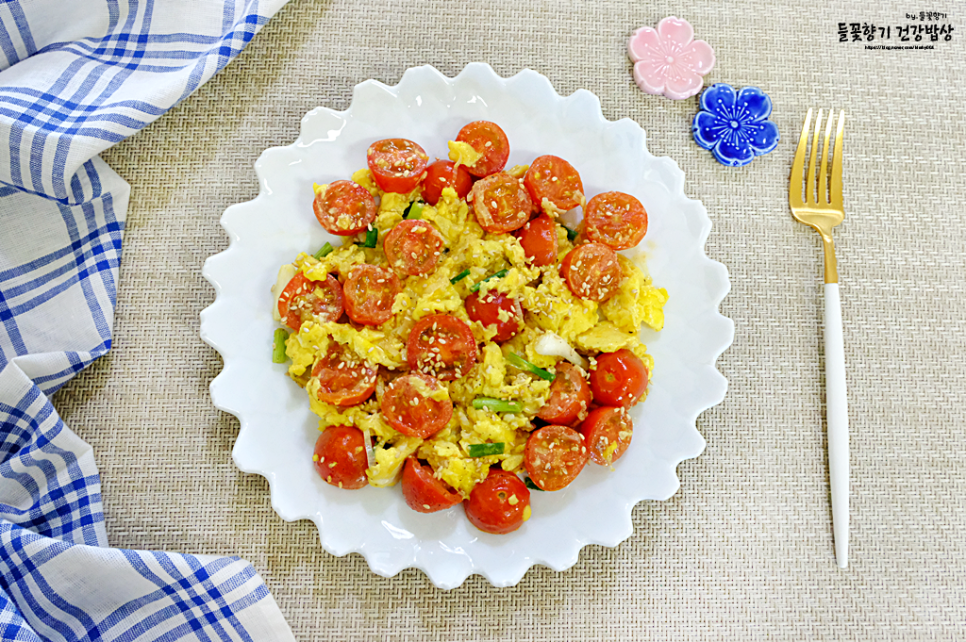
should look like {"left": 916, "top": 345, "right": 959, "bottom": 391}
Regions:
{"left": 0, "top": 2, "right": 296, "bottom": 640}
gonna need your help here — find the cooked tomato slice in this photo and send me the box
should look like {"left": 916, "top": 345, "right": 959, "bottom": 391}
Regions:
{"left": 536, "top": 362, "right": 592, "bottom": 425}
{"left": 380, "top": 373, "right": 453, "bottom": 439}
{"left": 455, "top": 121, "right": 510, "bottom": 178}
{"left": 578, "top": 406, "right": 633, "bottom": 465}
{"left": 464, "top": 468, "right": 530, "bottom": 534}
{"left": 313, "top": 425, "right": 369, "bottom": 489}
{"left": 313, "top": 180, "right": 378, "bottom": 236}
{"left": 471, "top": 172, "right": 532, "bottom": 234}
{"left": 515, "top": 213, "right": 558, "bottom": 266}
{"left": 366, "top": 138, "right": 429, "bottom": 194}
{"left": 401, "top": 458, "right": 463, "bottom": 513}
{"left": 560, "top": 242, "right": 622, "bottom": 302}
{"left": 584, "top": 191, "right": 648, "bottom": 250}
{"left": 590, "top": 348, "right": 649, "bottom": 407}
{"left": 312, "top": 344, "right": 377, "bottom": 406}
{"left": 465, "top": 291, "right": 523, "bottom": 343}
{"left": 383, "top": 219, "right": 445, "bottom": 276}
{"left": 524, "top": 425, "right": 589, "bottom": 491}
{"left": 406, "top": 314, "right": 479, "bottom": 381}
{"left": 343, "top": 264, "right": 400, "bottom": 326}
{"left": 421, "top": 159, "right": 473, "bottom": 205}
{"left": 524, "top": 155, "right": 584, "bottom": 212}
{"left": 277, "top": 272, "right": 344, "bottom": 331}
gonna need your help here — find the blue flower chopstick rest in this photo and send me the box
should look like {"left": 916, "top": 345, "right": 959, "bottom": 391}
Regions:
{"left": 692, "top": 84, "right": 779, "bottom": 167}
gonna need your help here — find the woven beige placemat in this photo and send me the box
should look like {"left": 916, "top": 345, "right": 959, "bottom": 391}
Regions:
{"left": 52, "top": 0, "right": 966, "bottom": 639}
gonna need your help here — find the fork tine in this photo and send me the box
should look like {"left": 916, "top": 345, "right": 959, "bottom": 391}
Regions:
{"left": 830, "top": 111, "right": 846, "bottom": 210}
{"left": 789, "top": 108, "right": 812, "bottom": 209}
{"left": 818, "top": 109, "right": 835, "bottom": 204}
{"left": 806, "top": 109, "right": 823, "bottom": 206}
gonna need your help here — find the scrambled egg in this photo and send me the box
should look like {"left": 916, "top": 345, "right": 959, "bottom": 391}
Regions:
{"left": 276, "top": 166, "right": 667, "bottom": 496}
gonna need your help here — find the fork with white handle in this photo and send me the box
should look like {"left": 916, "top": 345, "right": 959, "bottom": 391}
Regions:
{"left": 788, "top": 108, "right": 849, "bottom": 568}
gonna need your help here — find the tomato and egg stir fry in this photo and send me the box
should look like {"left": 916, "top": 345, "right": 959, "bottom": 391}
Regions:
{"left": 272, "top": 121, "right": 668, "bottom": 535}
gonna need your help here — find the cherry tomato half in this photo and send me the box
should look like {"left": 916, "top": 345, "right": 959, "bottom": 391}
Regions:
{"left": 471, "top": 172, "right": 532, "bottom": 234}
{"left": 277, "top": 272, "right": 344, "bottom": 332}
{"left": 560, "top": 242, "right": 622, "bottom": 302}
{"left": 590, "top": 348, "right": 649, "bottom": 407}
{"left": 383, "top": 219, "right": 445, "bottom": 276}
{"left": 524, "top": 425, "right": 589, "bottom": 491}
{"left": 421, "top": 159, "right": 473, "bottom": 205}
{"left": 455, "top": 121, "right": 510, "bottom": 177}
{"left": 579, "top": 406, "right": 633, "bottom": 465}
{"left": 536, "top": 362, "right": 592, "bottom": 425}
{"left": 366, "top": 138, "right": 429, "bottom": 194}
{"left": 465, "top": 291, "right": 523, "bottom": 343}
{"left": 584, "top": 191, "right": 648, "bottom": 251}
{"left": 380, "top": 373, "right": 453, "bottom": 439}
{"left": 312, "top": 344, "right": 377, "bottom": 406}
{"left": 515, "top": 213, "right": 558, "bottom": 267}
{"left": 406, "top": 314, "right": 479, "bottom": 381}
{"left": 401, "top": 458, "right": 463, "bottom": 513}
{"left": 343, "top": 264, "right": 400, "bottom": 326}
{"left": 313, "top": 425, "right": 369, "bottom": 489}
{"left": 464, "top": 468, "right": 530, "bottom": 534}
{"left": 313, "top": 180, "right": 377, "bottom": 236}
{"left": 524, "top": 155, "right": 584, "bottom": 212}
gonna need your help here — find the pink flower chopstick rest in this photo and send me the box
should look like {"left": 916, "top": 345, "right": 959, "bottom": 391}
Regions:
{"left": 628, "top": 17, "right": 715, "bottom": 100}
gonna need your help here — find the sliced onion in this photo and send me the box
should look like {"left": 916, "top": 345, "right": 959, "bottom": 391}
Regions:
{"left": 271, "top": 264, "right": 298, "bottom": 321}
{"left": 534, "top": 331, "right": 588, "bottom": 370}
{"left": 360, "top": 424, "right": 376, "bottom": 470}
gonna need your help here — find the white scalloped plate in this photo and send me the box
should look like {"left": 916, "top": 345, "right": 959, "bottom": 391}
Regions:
{"left": 200, "top": 64, "right": 733, "bottom": 589}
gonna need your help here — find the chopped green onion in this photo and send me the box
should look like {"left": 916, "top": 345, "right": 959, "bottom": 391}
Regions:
{"left": 313, "top": 242, "right": 333, "bottom": 260}
{"left": 403, "top": 201, "right": 424, "bottom": 219}
{"left": 470, "top": 269, "right": 508, "bottom": 293}
{"left": 472, "top": 398, "right": 522, "bottom": 413}
{"left": 272, "top": 328, "right": 288, "bottom": 363}
{"left": 467, "top": 442, "right": 505, "bottom": 458}
{"left": 564, "top": 225, "right": 579, "bottom": 241}
{"left": 450, "top": 269, "right": 471, "bottom": 284}
{"left": 524, "top": 477, "right": 545, "bottom": 492}
{"left": 507, "top": 352, "right": 555, "bottom": 381}
{"left": 363, "top": 227, "right": 378, "bottom": 248}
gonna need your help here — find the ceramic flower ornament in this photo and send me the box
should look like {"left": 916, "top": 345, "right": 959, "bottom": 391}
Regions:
{"left": 627, "top": 17, "right": 715, "bottom": 100}
{"left": 692, "top": 84, "right": 780, "bottom": 167}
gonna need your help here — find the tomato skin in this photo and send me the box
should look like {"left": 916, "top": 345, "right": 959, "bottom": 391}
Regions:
{"left": 383, "top": 219, "right": 446, "bottom": 276}
{"left": 343, "top": 264, "right": 400, "bottom": 326}
{"left": 464, "top": 468, "right": 530, "bottom": 534}
{"left": 312, "top": 345, "right": 377, "bottom": 406}
{"left": 313, "top": 425, "right": 369, "bottom": 489}
{"left": 421, "top": 160, "right": 473, "bottom": 205}
{"left": 464, "top": 291, "right": 523, "bottom": 343}
{"left": 406, "top": 314, "right": 479, "bottom": 381}
{"left": 313, "top": 180, "right": 378, "bottom": 236}
{"left": 524, "top": 155, "right": 585, "bottom": 212}
{"left": 560, "top": 242, "right": 622, "bottom": 302}
{"left": 380, "top": 373, "right": 453, "bottom": 439}
{"left": 590, "top": 349, "right": 649, "bottom": 407}
{"left": 401, "top": 458, "right": 463, "bottom": 513}
{"left": 578, "top": 406, "right": 633, "bottom": 465}
{"left": 584, "top": 191, "right": 648, "bottom": 251}
{"left": 524, "top": 425, "right": 589, "bottom": 491}
{"left": 515, "top": 213, "right": 558, "bottom": 266}
{"left": 536, "top": 362, "right": 592, "bottom": 425}
{"left": 366, "top": 138, "right": 429, "bottom": 194}
{"left": 471, "top": 172, "right": 532, "bottom": 234}
{"left": 277, "top": 272, "right": 344, "bottom": 331}
{"left": 455, "top": 121, "right": 510, "bottom": 177}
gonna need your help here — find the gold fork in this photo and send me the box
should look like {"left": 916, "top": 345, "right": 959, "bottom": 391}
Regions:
{"left": 789, "top": 108, "right": 849, "bottom": 569}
